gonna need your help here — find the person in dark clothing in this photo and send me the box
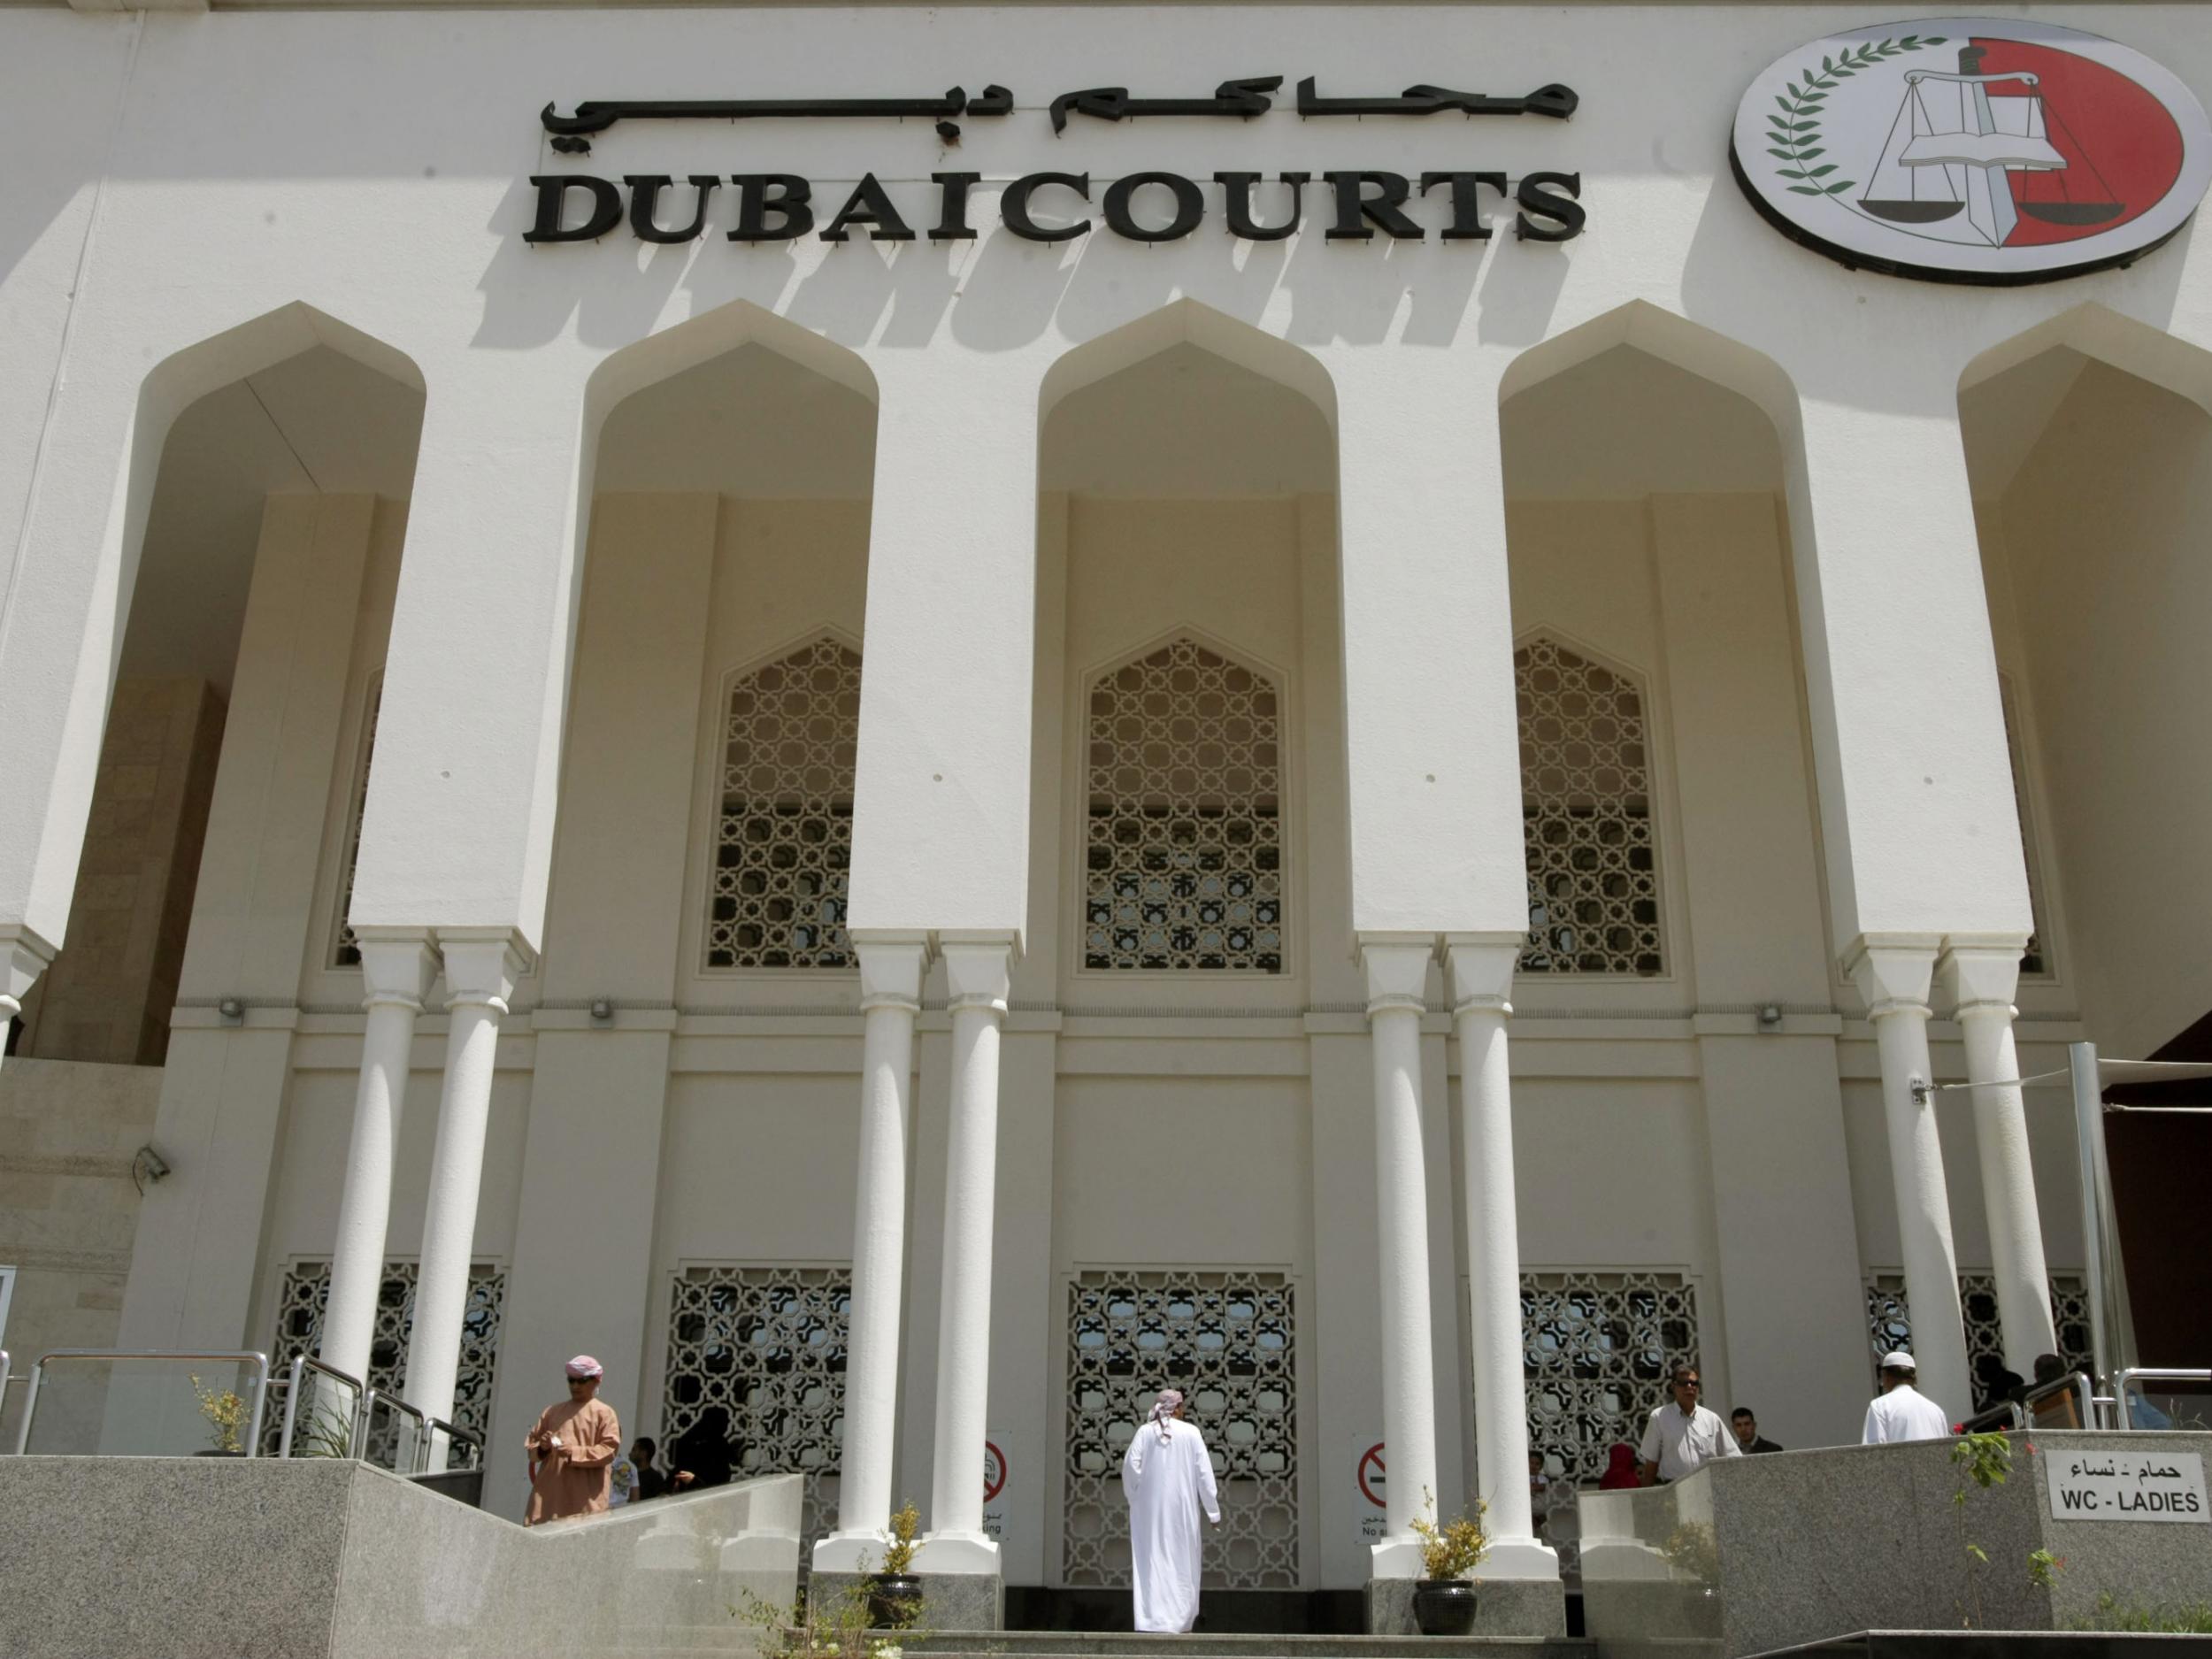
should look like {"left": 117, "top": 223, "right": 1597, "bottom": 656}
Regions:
{"left": 630, "top": 1436, "right": 676, "bottom": 1501}
{"left": 669, "top": 1407, "right": 734, "bottom": 1489}
{"left": 1730, "top": 1407, "right": 1784, "bottom": 1453}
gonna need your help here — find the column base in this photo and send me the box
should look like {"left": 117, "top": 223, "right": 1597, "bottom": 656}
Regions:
{"left": 1482, "top": 1536, "right": 1564, "bottom": 1580}
{"left": 1364, "top": 1574, "right": 1569, "bottom": 1636}
{"left": 910, "top": 1532, "right": 1001, "bottom": 1573}
{"left": 1369, "top": 1537, "right": 1426, "bottom": 1579}
{"left": 810, "top": 1530, "right": 893, "bottom": 1575}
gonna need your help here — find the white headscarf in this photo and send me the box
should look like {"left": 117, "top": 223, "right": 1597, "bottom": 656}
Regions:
{"left": 1150, "top": 1389, "right": 1184, "bottom": 1443}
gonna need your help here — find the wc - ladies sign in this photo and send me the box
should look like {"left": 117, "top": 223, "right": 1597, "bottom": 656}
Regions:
{"left": 1731, "top": 17, "right": 2212, "bottom": 283}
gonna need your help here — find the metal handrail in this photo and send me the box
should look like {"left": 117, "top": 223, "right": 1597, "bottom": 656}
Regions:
{"left": 2114, "top": 1367, "right": 2212, "bottom": 1430}
{"left": 13, "top": 1349, "right": 270, "bottom": 1457}
{"left": 1961, "top": 1399, "right": 2025, "bottom": 1433}
{"left": 275, "top": 1354, "right": 365, "bottom": 1459}
{"left": 352, "top": 1386, "right": 435, "bottom": 1471}
{"left": 421, "top": 1414, "right": 483, "bottom": 1475}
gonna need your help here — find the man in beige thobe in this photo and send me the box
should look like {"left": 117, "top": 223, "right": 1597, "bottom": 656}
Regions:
{"left": 524, "top": 1355, "right": 624, "bottom": 1525}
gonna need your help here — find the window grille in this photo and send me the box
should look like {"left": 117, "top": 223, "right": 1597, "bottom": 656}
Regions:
{"left": 1083, "top": 638, "right": 1284, "bottom": 973}
{"left": 1863, "top": 1271, "right": 2093, "bottom": 1412}
{"left": 267, "top": 1257, "right": 505, "bottom": 1460}
{"left": 1517, "top": 638, "right": 1664, "bottom": 976}
{"left": 332, "top": 677, "right": 382, "bottom": 969}
{"left": 1064, "top": 1269, "right": 1298, "bottom": 1588}
{"left": 662, "top": 1264, "right": 849, "bottom": 1557}
{"left": 706, "top": 639, "right": 861, "bottom": 971}
{"left": 1998, "top": 677, "right": 2052, "bottom": 977}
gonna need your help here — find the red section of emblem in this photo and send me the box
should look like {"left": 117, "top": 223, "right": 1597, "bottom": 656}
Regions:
{"left": 1971, "top": 36, "right": 2185, "bottom": 244}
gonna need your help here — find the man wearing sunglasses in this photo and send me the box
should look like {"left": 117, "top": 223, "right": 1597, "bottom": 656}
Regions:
{"left": 1638, "top": 1364, "right": 1741, "bottom": 1486}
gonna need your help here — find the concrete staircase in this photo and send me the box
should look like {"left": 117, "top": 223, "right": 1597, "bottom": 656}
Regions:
{"left": 902, "top": 1633, "right": 1594, "bottom": 1659}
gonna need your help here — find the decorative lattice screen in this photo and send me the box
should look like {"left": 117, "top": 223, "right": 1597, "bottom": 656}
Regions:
{"left": 1863, "top": 1271, "right": 2093, "bottom": 1412}
{"left": 1997, "top": 677, "right": 2051, "bottom": 977}
{"left": 1083, "top": 637, "right": 1284, "bottom": 973}
{"left": 663, "top": 1264, "right": 849, "bottom": 1555}
{"left": 1064, "top": 1269, "right": 1298, "bottom": 1588}
{"left": 332, "top": 678, "right": 382, "bottom": 969}
{"left": 268, "top": 1258, "right": 505, "bottom": 1459}
{"left": 1517, "top": 637, "right": 1663, "bottom": 976}
{"left": 706, "top": 639, "right": 861, "bottom": 971}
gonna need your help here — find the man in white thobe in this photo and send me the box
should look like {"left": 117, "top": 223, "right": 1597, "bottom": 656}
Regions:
{"left": 1122, "top": 1388, "right": 1221, "bottom": 1632}
{"left": 1863, "top": 1351, "right": 1955, "bottom": 1444}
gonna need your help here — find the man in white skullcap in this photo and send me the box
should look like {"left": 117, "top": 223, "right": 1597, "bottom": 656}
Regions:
{"left": 524, "top": 1355, "right": 623, "bottom": 1524}
{"left": 1121, "top": 1388, "right": 1221, "bottom": 1632}
{"left": 1863, "top": 1351, "right": 1955, "bottom": 1444}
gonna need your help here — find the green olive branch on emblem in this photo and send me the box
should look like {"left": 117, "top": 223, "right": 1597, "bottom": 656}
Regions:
{"left": 1767, "top": 35, "right": 1947, "bottom": 198}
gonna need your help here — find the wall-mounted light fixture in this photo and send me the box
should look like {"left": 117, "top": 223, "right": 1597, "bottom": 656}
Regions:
{"left": 588, "top": 997, "right": 614, "bottom": 1025}
{"left": 217, "top": 997, "right": 245, "bottom": 1025}
{"left": 1757, "top": 1003, "right": 1784, "bottom": 1030}
{"left": 130, "top": 1145, "right": 173, "bottom": 1194}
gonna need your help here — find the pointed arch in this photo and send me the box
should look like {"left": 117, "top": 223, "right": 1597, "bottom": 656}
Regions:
{"left": 1499, "top": 299, "right": 1800, "bottom": 443}
{"left": 702, "top": 631, "right": 864, "bottom": 972}
{"left": 1514, "top": 632, "right": 1665, "bottom": 977}
{"left": 1080, "top": 631, "right": 1286, "bottom": 974}
{"left": 1040, "top": 297, "right": 1336, "bottom": 431}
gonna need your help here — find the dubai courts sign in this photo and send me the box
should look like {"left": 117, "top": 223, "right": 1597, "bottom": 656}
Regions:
{"left": 1731, "top": 17, "right": 2212, "bottom": 284}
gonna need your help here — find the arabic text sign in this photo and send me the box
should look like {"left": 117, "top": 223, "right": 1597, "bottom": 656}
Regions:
{"left": 2045, "top": 1449, "right": 2208, "bottom": 1524}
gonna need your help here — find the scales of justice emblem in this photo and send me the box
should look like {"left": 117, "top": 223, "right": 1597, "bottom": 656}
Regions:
{"left": 1732, "top": 18, "right": 2211, "bottom": 282}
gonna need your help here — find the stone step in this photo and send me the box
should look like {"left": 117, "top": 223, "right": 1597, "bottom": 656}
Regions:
{"left": 906, "top": 1634, "right": 1594, "bottom": 1659}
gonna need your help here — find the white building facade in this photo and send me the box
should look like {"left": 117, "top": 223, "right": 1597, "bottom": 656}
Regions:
{"left": 1, "top": 0, "right": 2208, "bottom": 1617}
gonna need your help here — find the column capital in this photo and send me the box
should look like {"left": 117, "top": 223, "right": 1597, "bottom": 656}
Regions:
{"left": 1936, "top": 937, "right": 2027, "bottom": 1018}
{"left": 355, "top": 930, "right": 439, "bottom": 1013}
{"left": 1444, "top": 934, "right": 1521, "bottom": 1016}
{"left": 434, "top": 927, "right": 528, "bottom": 1012}
{"left": 854, "top": 932, "right": 930, "bottom": 1014}
{"left": 1360, "top": 934, "right": 1433, "bottom": 1018}
{"left": 941, "top": 931, "right": 1013, "bottom": 1017}
{"left": 0, "top": 923, "right": 58, "bottom": 1013}
{"left": 1843, "top": 934, "right": 1939, "bottom": 1019}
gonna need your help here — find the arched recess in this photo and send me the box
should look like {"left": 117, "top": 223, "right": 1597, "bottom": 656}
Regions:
{"left": 1496, "top": 303, "right": 1885, "bottom": 1488}
{"left": 514, "top": 301, "right": 880, "bottom": 1544}
{"left": 1959, "top": 309, "right": 2212, "bottom": 1369}
{"left": 12, "top": 301, "right": 426, "bottom": 1064}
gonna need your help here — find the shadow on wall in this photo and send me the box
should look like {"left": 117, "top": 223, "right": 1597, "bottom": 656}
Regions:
{"left": 472, "top": 173, "right": 1574, "bottom": 357}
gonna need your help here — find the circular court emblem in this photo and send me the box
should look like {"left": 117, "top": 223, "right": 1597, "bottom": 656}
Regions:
{"left": 1731, "top": 17, "right": 2211, "bottom": 282}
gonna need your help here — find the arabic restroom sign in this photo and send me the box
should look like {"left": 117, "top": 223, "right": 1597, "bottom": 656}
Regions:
{"left": 1730, "top": 17, "right": 2212, "bottom": 283}
{"left": 2043, "top": 1449, "right": 2208, "bottom": 1523}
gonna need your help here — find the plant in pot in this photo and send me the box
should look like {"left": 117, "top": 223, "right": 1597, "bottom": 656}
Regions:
{"left": 190, "top": 1375, "right": 249, "bottom": 1456}
{"left": 1409, "top": 1489, "right": 1488, "bottom": 1636}
{"left": 868, "top": 1502, "right": 925, "bottom": 1629}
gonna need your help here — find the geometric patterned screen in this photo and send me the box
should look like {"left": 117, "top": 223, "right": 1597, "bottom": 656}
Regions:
{"left": 1064, "top": 1269, "right": 1298, "bottom": 1589}
{"left": 1082, "top": 637, "right": 1286, "bottom": 974}
{"left": 662, "top": 1264, "right": 850, "bottom": 1557}
{"left": 705, "top": 638, "right": 861, "bottom": 971}
{"left": 1863, "top": 1270, "right": 2093, "bottom": 1413}
{"left": 1516, "top": 636, "right": 1665, "bottom": 976}
{"left": 1520, "top": 1269, "right": 1701, "bottom": 1489}
{"left": 268, "top": 1257, "right": 506, "bottom": 1458}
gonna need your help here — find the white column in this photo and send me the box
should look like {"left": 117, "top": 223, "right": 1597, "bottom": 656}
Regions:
{"left": 1363, "top": 937, "right": 1439, "bottom": 1577}
{"left": 0, "top": 926, "right": 55, "bottom": 1081}
{"left": 321, "top": 932, "right": 437, "bottom": 1383}
{"left": 814, "top": 934, "right": 928, "bottom": 1573}
{"left": 1848, "top": 940, "right": 1973, "bottom": 1421}
{"left": 1940, "top": 941, "right": 2058, "bottom": 1373}
{"left": 1447, "top": 940, "right": 1558, "bottom": 1581}
{"left": 403, "top": 932, "right": 523, "bottom": 1425}
{"left": 915, "top": 933, "right": 1012, "bottom": 1574}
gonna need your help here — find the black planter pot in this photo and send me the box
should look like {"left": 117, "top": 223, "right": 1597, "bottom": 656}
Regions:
{"left": 866, "top": 1572, "right": 924, "bottom": 1629}
{"left": 1411, "top": 1578, "right": 1479, "bottom": 1637}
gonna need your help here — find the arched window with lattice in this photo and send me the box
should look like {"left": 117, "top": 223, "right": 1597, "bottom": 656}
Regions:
{"left": 1083, "top": 636, "right": 1285, "bottom": 973}
{"left": 1517, "top": 636, "right": 1665, "bottom": 976}
{"left": 704, "top": 636, "right": 861, "bottom": 971}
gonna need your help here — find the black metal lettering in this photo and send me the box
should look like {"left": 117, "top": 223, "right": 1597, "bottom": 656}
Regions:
{"left": 819, "top": 173, "right": 916, "bottom": 242}
{"left": 1102, "top": 172, "right": 1205, "bottom": 242}
{"left": 1419, "top": 171, "right": 1508, "bottom": 241}
{"left": 525, "top": 174, "right": 624, "bottom": 243}
{"left": 1002, "top": 173, "right": 1093, "bottom": 242}
{"left": 624, "top": 175, "right": 722, "bottom": 243}
{"left": 1323, "top": 172, "right": 1424, "bottom": 241}
{"left": 1214, "top": 173, "right": 1307, "bottom": 241}
{"left": 728, "top": 175, "right": 816, "bottom": 242}
{"left": 1515, "top": 171, "right": 1586, "bottom": 242}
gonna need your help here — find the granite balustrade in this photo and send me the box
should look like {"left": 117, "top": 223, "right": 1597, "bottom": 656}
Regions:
{"left": 0, "top": 1457, "right": 801, "bottom": 1658}
{"left": 1580, "top": 1432, "right": 2212, "bottom": 1659}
